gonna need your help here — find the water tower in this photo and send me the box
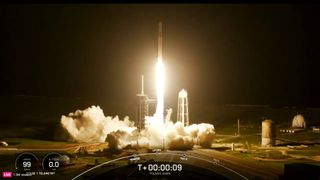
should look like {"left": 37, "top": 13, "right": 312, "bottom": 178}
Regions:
{"left": 177, "top": 89, "right": 189, "bottom": 126}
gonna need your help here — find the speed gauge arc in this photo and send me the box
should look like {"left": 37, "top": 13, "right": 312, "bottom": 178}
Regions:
{"left": 15, "top": 152, "right": 39, "bottom": 171}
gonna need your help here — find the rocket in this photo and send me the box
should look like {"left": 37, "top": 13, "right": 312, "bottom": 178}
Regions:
{"left": 158, "top": 21, "right": 163, "bottom": 60}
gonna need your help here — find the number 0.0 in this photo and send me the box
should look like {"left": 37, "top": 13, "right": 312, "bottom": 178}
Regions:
{"left": 48, "top": 161, "right": 59, "bottom": 168}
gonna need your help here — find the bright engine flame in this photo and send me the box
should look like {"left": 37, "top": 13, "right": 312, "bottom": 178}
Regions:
{"left": 154, "top": 57, "right": 165, "bottom": 125}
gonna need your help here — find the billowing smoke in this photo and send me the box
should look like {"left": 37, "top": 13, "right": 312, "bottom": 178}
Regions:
{"left": 60, "top": 106, "right": 215, "bottom": 150}
{"left": 60, "top": 106, "right": 136, "bottom": 143}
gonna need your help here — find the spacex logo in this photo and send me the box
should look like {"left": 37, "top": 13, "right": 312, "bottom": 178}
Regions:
{"left": 2, "top": 172, "right": 13, "bottom": 178}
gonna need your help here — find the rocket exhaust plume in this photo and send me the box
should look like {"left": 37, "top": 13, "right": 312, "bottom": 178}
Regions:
{"left": 154, "top": 21, "right": 165, "bottom": 125}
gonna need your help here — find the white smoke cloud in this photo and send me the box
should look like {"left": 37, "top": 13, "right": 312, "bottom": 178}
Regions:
{"left": 60, "top": 105, "right": 215, "bottom": 150}
{"left": 60, "top": 106, "right": 136, "bottom": 143}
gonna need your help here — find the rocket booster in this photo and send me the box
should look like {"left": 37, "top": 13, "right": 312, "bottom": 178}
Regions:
{"left": 158, "top": 22, "right": 163, "bottom": 60}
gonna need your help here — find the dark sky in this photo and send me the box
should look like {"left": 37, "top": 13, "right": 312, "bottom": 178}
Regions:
{"left": 1, "top": 4, "right": 320, "bottom": 109}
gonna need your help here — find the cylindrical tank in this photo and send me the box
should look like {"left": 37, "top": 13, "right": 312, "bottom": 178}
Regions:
{"left": 292, "top": 114, "right": 306, "bottom": 129}
{"left": 261, "top": 119, "right": 276, "bottom": 147}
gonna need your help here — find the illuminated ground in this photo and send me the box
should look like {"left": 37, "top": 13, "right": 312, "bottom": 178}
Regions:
{"left": 1, "top": 127, "right": 320, "bottom": 179}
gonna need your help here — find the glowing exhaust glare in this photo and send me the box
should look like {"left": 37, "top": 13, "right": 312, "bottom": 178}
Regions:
{"left": 155, "top": 57, "right": 165, "bottom": 125}
{"left": 59, "top": 22, "right": 216, "bottom": 150}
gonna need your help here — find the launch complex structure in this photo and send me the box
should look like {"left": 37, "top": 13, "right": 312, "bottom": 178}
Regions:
{"left": 136, "top": 74, "right": 155, "bottom": 131}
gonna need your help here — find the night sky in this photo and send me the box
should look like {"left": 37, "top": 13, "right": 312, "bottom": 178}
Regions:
{"left": 1, "top": 4, "right": 320, "bottom": 113}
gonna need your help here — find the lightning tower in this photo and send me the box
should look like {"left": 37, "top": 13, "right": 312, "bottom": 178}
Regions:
{"left": 177, "top": 89, "right": 189, "bottom": 126}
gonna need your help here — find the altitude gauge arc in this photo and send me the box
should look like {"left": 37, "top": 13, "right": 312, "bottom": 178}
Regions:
{"left": 42, "top": 152, "right": 64, "bottom": 171}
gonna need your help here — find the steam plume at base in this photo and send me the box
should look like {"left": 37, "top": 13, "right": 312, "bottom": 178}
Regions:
{"left": 60, "top": 106, "right": 136, "bottom": 143}
{"left": 60, "top": 106, "right": 215, "bottom": 150}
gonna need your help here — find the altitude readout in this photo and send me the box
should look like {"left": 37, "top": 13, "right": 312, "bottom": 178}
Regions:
{"left": 42, "top": 153, "right": 63, "bottom": 171}
{"left": 138, "top": 163, "right": 182, "bottom": 172}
